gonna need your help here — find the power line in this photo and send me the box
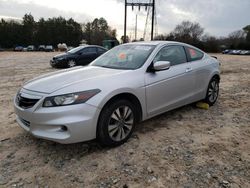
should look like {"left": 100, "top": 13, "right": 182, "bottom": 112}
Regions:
{"left": 123, "top": 0, "right": 156, "bottom": 43}
{"left": 143, "top": 1, "right": 151, "bottom": 40}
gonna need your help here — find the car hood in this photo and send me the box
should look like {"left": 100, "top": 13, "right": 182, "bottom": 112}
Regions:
{"left": 53, "top": 52, "right": 71, "bottom": 59}
{"left": 23, "top": 66, "right": 127, "bottom": 94}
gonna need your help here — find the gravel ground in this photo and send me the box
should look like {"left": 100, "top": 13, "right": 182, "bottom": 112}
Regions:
{"left": 0, "top": 52, "right": 250, "bottom": 188}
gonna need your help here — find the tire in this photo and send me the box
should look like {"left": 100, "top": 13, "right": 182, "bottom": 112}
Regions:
{"left": 204, "top": 77, "right": 219, "bottom": 106}
{"left": 97, "top": 99, "right": 138, "bottom": 146}
{"left": 67, "top": 60, "right": 76, "bottom": 68}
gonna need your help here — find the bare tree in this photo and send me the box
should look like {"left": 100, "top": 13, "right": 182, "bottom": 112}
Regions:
{"left": 227, "top": 30, "right": 246, "bottom": 48}
{"left": 172, "top": 21, "right": 204, "bottom": 43}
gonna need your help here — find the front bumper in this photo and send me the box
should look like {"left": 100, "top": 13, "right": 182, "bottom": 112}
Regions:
{"left": 50, "top": 59, "right": 67, "bottom": 68}
{"left": 14, "top": 89, "right": 100, "bottom": 144}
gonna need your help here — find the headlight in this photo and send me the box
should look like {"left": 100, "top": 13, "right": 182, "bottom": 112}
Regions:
{"left": 43, "top": 89, "right": 101, "bottom": 107}
{"left": 57, "top": 57, "right": 65, "bottom": 61}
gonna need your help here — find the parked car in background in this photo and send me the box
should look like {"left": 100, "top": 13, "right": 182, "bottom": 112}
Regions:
{"left": 38, "top": 45, "right": 45, "bottom": 51}
{"left": 223, "top": 49, "right": 250, "bottom": 55}
{"left": 231, "top": 50, "right": 242, "bottom": 55}
{"left": 222, "top": 49, "right": 231, "bottom": 54}
{"left": 102, "top": 39, "right": 119, "bottom": 50}
{"left": 14, "top": 46, "right": 23, "bottom": 51}
{"left": 27, "top": 45, "right": 35, "bottom": 51}
{"left": 50, "top": 45, "right": 107, "bottom": 68}
{"left": 14, "top": 41, "right": 220, "bottom": 146}
{"left": 240, "top": 50, "right": 250, "bottom": 55}
{"left": 45, "top": 45, "right": 54, "bottom": 52}
{"left": 222, "top": 49, "right": 250, "bottom": 55}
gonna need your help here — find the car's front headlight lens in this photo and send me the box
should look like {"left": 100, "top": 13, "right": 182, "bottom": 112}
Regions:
{"left": 43, "top": 89, "right": 101, "bottom": 107}
{"left": 57, "top": 57, "right": 65, "bottom": 61}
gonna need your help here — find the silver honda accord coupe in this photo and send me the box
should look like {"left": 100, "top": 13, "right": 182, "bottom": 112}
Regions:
{"left": 14, "top": 41, "right": 220, "bottom": 146}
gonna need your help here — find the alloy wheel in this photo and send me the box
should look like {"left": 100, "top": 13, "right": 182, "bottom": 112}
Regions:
{"left": 68, "top": 60, "right": 76, "bottom": 67}
{"left": 108, "top": 106, "right": 134, "bottom": 142}
{"left": 208, "top": 80, "right": 219, "bottom": 103}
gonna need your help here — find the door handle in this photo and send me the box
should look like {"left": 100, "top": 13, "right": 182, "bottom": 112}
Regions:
{"left": 186, "top": 67, "right": 192, "bottom": 73}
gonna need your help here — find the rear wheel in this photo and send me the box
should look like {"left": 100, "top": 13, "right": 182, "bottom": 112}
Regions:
{"left": 97, "top": 99, "right": 137, "bottom": 146}
{"left": 204, "top": 77, "right": 219, "bottom": 106}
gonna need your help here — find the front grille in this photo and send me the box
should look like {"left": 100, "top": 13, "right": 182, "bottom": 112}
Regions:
{"left": 17, "top": 94, "right": 39, "bottom": 109}
{"left": 19, "top": 117, "right": 30, "bottom": 127}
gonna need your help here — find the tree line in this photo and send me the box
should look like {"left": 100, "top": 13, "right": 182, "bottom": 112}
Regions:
{"left": 154, "top": 21, "right": 250, "bottom": 52}
{"left": 1, "top": 13, "right": 249, "bottom": 52}
{"left": 0, "top": 13, "right": 117, "bottom": 48}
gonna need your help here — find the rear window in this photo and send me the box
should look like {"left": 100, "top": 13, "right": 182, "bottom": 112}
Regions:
{"left": 185, "top": 47, "right": 204, "bottom": 61}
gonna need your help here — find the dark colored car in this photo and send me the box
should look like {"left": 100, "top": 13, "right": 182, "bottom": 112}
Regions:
{"left": 14, "top": 46, "right": 23, "bottom": 51}
{"left": 222, "top": 49, "right": 231, "bottom": 54}
{"left": 38, "top": 45, "right": 45, "bottom": 51}
{"left": 50, "top": 45, "right": 107, "bottom": 68}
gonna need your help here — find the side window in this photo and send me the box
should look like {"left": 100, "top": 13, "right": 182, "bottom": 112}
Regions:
{"left": 82, "top": 47, "right": 97, "bottom": 54}
{"left": 153, "top": 45, "right": 187, "bottom": 66}
{"left": 97, "top": 48, "right": 106, "bottom": 54}
{"left": 185, "top": 47, "right": 204, "bottom": 61}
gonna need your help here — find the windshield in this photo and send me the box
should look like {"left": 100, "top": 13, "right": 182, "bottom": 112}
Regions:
{"left": 91, "top": 44, "right": 155, "bottom": 70}
{"left": 68, "top": 46, "right": 84, "bottom": 54}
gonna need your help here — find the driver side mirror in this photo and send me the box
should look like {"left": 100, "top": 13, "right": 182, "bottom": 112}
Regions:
{"left": 152, "top": 61, "right": 171, "bottom": 71}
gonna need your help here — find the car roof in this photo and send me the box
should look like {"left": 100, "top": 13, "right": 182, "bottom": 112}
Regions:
{"left": 123, "top": 41, "right": 205, "bottom": 53}
{"left": 84, "top": 45, "right": 106, "bottom": 49}
{"left": 125, "top": 41, "right": 184, "bottom": 45}
{"left": 75, "top": 45, "right": 103, "bottom": 48}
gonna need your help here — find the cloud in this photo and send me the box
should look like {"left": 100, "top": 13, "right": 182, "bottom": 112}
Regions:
{"left": 155, "top": 0, "right": 250, "bottom": 36}
{"left": 0, "top": 0, "right": 92, "bottom": 22}
{"left": 0, "top": 0, "right": 249, "bottom": 39}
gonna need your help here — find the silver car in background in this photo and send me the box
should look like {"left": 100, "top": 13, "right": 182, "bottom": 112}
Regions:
{"left": 14, "top": 41, "right": 220, "bottom": 146}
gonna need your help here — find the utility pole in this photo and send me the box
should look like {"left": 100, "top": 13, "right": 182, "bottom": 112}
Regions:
{"left": 124, "top": 0, "right": 127, "bottom": 43}
{"left": 135, "top": 14, "right": 137, "bottom": 41}
{"left": 123, "top": 0, "right": 156, "bottom": 43}
{"left": 151, "top": 0, "right": 155, "bottom": 40}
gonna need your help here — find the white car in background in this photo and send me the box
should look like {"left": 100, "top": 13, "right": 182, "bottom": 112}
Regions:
{"left": 14, "top": 41, "right": 220, "bottom": 146}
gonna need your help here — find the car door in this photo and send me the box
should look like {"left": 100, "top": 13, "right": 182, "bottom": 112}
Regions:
{"left": 145, "top": 45, "right": 195, "bottom": 117}
{"left": 78, "top": 47, "right": 98, "bottom": 65}
{"left": 184, "top": 46, "right": 208, "bottom": 99}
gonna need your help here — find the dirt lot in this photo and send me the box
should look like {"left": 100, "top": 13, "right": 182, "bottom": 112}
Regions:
{"left": 0, "top": 52, "right": 250, "bottom": 188}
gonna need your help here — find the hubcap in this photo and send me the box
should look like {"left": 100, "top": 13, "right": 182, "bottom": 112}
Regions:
{"left": 108, "top": 106, "right": 134, "bottom": 142}
{"left": 68, "top": 60, "right": 76, "bottom": 67}
{"left": 208, "top": 80, "right": 219, "bottom": 103}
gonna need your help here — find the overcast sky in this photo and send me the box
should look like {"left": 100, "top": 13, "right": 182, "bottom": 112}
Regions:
{"left": 0, "top": 0, "right": 249, "bottom": 40}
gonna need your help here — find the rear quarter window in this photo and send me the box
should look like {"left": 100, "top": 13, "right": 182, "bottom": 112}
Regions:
{"left": 185, "top": 47, "right": 204, "bottom": 62}
{"left": 98, "top": 48, "right": 107, "bottom": 54}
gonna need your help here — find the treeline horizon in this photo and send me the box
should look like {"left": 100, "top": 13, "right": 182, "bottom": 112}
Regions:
{"left": 0, "top": 13, "right": 249, "bottom": 52}
{"left": 0, "top": 13, "right": 117, "bottom": 48}
{"left": 153, "top": 21, "right": 250, "bottom": 52}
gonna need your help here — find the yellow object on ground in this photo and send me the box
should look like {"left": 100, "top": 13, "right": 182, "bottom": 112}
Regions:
{"left": 196, "top": 102, "right": 210, "bottom": 110}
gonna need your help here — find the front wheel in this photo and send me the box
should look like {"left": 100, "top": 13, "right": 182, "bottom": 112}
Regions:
{"left": 204, "top": 77, "right": 219, "bottom": 106}
{"left": 97, "top": 100, "right": 137, "bottom": 146}
{"left": 67, "top": 60, "right": 76, "bottom": 68}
